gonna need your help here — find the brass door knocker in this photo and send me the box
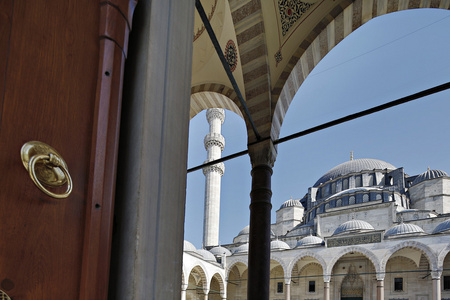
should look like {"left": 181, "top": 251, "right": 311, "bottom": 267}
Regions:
{"left": 21, "top": 141, "right": 73, "bottom": 199}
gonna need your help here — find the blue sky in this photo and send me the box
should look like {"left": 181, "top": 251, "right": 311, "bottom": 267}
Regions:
{"left": 185, "top": 8, "right": 450, "bottom": 249}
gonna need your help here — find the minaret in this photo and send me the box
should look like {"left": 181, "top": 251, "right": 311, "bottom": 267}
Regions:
{"left": 202, "top": 108, "right": 225, "bottom": 247}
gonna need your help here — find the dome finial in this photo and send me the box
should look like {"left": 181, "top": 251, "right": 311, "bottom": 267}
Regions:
{"left": 350, "top": 151, "right": 353, "bottom": 161}
{"left": 428, "top": 166, "right": 430, "bottom": 171}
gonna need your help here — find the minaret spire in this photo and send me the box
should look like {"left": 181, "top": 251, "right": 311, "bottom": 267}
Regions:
{"left": 202, "top": 108, "right": 225, "bottom": 247}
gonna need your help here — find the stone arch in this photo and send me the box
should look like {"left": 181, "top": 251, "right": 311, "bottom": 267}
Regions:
{"left": 226, "top": 259, "right": 248, "bottom": 281}
{"left": 381, "top": 240, "right": 438, "bottom": 272}
{"left": 186, "top": 264, "right": 210, "bottom": 292}
{"left": 326, "top": 246, "right": 381, "bottom": 275}
{"left": 271, "top": 1, "right": 450, "bottom": 140}
{"left": 438, "top": 243, "right": 450, "bottom": 270}
{"left": 210, "top": 272, "right": 226, "bottom": 299}
{"left": 287, "top": 251, "right": 327, "bottom": 278}
{"left": 269, "top": 255, "right": 289, "bottom": 282}
{"left": 190, "top": 86, "right": 243, "bottom": 119}
{"left": 298, "top": 262, "right": 322, "bottom": 275}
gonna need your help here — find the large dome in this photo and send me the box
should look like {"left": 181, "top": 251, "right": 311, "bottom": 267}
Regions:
{"left": 314, "top": 159, "right": 396, "bottom": 187}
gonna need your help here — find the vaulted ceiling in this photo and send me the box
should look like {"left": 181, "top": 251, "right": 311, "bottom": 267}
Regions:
{"left": 191, "top": 0, "right": 450, "bottom": 143}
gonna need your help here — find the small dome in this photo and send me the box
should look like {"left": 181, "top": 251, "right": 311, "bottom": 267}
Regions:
{"left": 279, "top": 199, "right": 302, "bottom": 209}
{"left": 296, "top": 235, "right": 324, "bottom": 247}
{"left": 412, "top": 169, "right": 448, "bottom": 186}
{"left": 196, "top": 249, "right": 217, "bottom": 262}
{"left": 183, "top": 240, "right": 196, "bottom": 252}
{"left": 314, "top": 158, "right": 396, "bottom": 187}
{"left": 385, "top": 223, "right": 424, "bottom": 237}
{"left": 210, "top": 246, "right": 232, "bottom": 256}
{"left": 432, "top": 219, "right": 450, "bottom": 234}
{"left": 270, "top": 240, "right": 290, "bottom": 250}
{"left": 233, "top": 243, "right": 249, "bottom": 254}
{"left": 333, "top": 220, "right": 375, "bottom": 236}
{"left": 238, "top": 225, "right": 250, "bottom": 236}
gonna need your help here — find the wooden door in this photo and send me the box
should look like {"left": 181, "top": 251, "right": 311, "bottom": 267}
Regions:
{"left": 0, "top": 0, "right": 135, "bottom": 299}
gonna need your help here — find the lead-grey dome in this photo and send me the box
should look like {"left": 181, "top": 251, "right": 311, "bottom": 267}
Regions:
{"left": 183, "top": 240, "right": 196, "bottom": 252}
{"left": 333, "top": 220, "right": 375, "bottom": 236}
{"left": 210, "top": 246, "right": 232, "bottom": 256}
{"left": 385, "top": 223, "right": 424, "bottom": 237}
{"left": 296, "top": 235, "right": 324, "bottom": 247}
{"left": 233, "top": 243, "right": 249, "bottom": 254}
{"left": 279, "top": 199, "right": 302, "bottom": 209}
{"left": 314, "top": 159, "right": 396, "bottom": 187}
{"left": 196, "top": 249, "right": 217, "bottom": 262}
{"left": 432, "top": 219, "right": 450, "bottom": 234}
{"left": 270, "top": 240, "right": 290, "bottom": 250}
{"left": 412, "top": 169, "right": 448, "bottom": 186}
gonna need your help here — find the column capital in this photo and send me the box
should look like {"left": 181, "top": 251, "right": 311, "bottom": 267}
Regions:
{"left": 323, "top": 274, "right": 331, "bottom": 283}
{"left": 431, "top": 270, "right": 442, "bottom": 279}
{"left": 376, "top": 272, "right": 386, "bottom": 281}
{"left": 181, "top": 283, "right": 188, "bottom": 291}
{"left": 248, "top": 138, "right": 277, "bottom": 168}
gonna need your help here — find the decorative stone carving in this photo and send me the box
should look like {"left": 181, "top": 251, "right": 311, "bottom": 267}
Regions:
{"left": 204, "top": 133, "right": 225, "bottom": 151}
{"left": 206, "top": 108, "right": 225, "bottom": 124}
{"left": 202, "top": 162, "right": 225, "bottom": 176}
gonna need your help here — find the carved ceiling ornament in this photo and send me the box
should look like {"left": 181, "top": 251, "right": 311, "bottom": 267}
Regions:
{"left": 278, "top": 0, "right": 316, "bottom": 37}
{"left": 224, "top": 40, "right": 238, "bottom": 72}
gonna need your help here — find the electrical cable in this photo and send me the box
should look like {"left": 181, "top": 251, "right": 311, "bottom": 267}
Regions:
{"left": 187, "top": 81, "right": 450, "bottom": 173}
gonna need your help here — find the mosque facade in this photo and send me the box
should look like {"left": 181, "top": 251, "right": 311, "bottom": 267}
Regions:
{"left": 183, "top": 154, "right": 450, "bottom": 300}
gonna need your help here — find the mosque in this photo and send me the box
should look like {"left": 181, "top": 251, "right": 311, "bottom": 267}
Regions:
{"left": 182, "top": 109, "right": 450, "bottom": 300}
{"left": 4, "top": 0, "right": 450, "bottom": 299}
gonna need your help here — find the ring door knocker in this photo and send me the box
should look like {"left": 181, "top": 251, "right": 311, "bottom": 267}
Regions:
{"left": 20, "top": 141, "right": 73, "bottom": 199}
{"left": 0, "top": 290, "right": 11, "bottom": 300}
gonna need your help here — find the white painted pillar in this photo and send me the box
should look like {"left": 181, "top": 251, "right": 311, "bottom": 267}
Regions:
{"left": 376, "top": 272, "right": 385, "bottom": 300}
{"left": 324, "top": 275, "right": 331, "bottom": 300}
{"left": 204, "top": 288, "right": 210, "bottom": 300}
{"left": 432, "top": 271, "right": 442, "bottom": 300}
{"left": 108, "top": 0, "right": 195, "bottom": 298}
{"left": 377, "top": 279, "right": 384, "bottom": 300}
{"left": 284, "top": 282, "right": 291, "bottom": 300}
{"left": 181, "top": 284, "right": 187, "bottom": 300}
{"left": 203, "top": 108, "right": 225, "bottom": 247}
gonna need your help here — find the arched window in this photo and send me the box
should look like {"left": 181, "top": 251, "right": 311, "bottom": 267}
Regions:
{"left": 355, "top": 175, "right": 362, "bottom": 187}
{"left": 363, "top": 194, "right": 369, "bottom": 202}
{"left": 343, "top": 178, "right": 349, "bottom": 190}
{"left": 349, "top": 196, "right": 355, "bottom": 205}
{"left": 336, "top": 199, "right": 342, "bottom": 207}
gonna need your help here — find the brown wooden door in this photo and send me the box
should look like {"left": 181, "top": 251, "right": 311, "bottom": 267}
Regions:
{"left": 0, "top": 0, "right": 135, "bottom": 299}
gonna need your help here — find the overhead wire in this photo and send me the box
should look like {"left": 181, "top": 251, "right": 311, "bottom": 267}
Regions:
{"left": 187, "top": 81, "right": 450, "bottom": 173}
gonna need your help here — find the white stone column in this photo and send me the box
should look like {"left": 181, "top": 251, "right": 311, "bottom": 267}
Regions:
{"left": 324, "top": 275, "right": 331, "bottom": 300}
{"left": 376, "top": 272, "right": 385, "bottom": 300}
{"left": 108, "top": 0, "right": 195, "bottom": 298}
{"left": 432, "top": 271, "right": 442, "bottom": 300}
{"left": 204, "top": 288, "right": 210, "bottom": 300}
{"left": 284, "top": 282, "right": 291, "bottom": 300}
{"left": 202, "top": 108, "right": 225, "bottom": 247}
{"left": 181, "top": 284, "right": 187, "bottom": 300}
